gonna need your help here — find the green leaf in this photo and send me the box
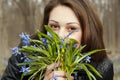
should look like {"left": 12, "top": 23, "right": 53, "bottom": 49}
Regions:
{"left": 28, "top": 68, "right": 43, "bottom": 80}
{"left": 21, "top": 69, "right": 38, "bottom": 80}
{"left": 20, "top": 46, "right": 50, "bottom": 57}
{"left": 30, "top": 39, "right": 44, "bottom": 45}
{"left": 79, "top": 45, "right": 86, "bottom": 52}
{"left": 77, "top": 49, "right": 104, "bottom": 63}
{"left": 44, "top": 25, "right": 60, "bottom": 41}
{"left": 36, "top": 30, "right": 42, "bottom": 40}
{"left": 37, "top": 30, "right": 53, "bottom": 42}
{"left": 80, "top": 64, "right": 93, "bottom": 80}
{"left": 47, "top": 43, "right": 53, "bottom": 56}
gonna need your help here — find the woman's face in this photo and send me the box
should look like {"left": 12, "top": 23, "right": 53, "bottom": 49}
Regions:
{"left": 48, "top": 5, "right": 82, "bottom": 47}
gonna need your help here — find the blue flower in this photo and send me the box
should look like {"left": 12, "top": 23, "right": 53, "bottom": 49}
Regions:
{"left": 11, "top": 47, "right": 21, "bottom": 56}
{"left": 20, "top": 57, "right": 24, "bottom": 60}
{"left": 64, "top": 32, "right": 72, "bottom": 39}
{"left": 19, "top": 66, "right": 30, "bottom": 73}
{"left": 24, "top": 58, "right": 32, "bottom": 62}
{"left": 66, "top": 44, "right": 70, "bottom": 49}
{"left": 53, "top": 76, "right": 58, "bottom": 80}
{"left": 73, "top": 44, "right": 77, "bottom": 48}
{"left": 63, "top": 30, "right": 79, "bottom": 40}
{"left": 60, "top": 39, "right": 64, "bottom": 49}
{"left": 19, "top": 32, "right": 30, "bottom": 46}
{"left": 42, "top": 38, "right": 47, "bottom": 45}
{"left": 47, "top": 32, "right": 52, "bottom": 38}
{"left": 85, "top": 56, "right": 91, "bottom": 63}
{"left": 60, "top": 44, "right": 63, "bottom": 49}
{"left": 74, "top": 73, "right": 78, "bottom": 80}
{"left": 78, "top": 66, "right": 82, "bottom": 69}
{"left": 75, "top": 30, "right": 79, "bottom": 32}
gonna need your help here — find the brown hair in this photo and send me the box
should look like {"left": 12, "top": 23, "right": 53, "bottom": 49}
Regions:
{"left": 40, "top": 0, "right": 107, "bottom": 62}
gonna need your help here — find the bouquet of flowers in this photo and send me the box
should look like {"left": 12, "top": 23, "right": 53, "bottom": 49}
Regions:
{"left": 11, "top": 25, "right": 102, "bottom": 80}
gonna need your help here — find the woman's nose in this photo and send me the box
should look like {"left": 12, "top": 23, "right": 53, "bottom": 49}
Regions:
{"left": 58, "top": 29, "right": 67, "bottom": 39}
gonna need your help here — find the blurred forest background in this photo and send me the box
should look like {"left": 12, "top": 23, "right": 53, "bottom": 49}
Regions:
{"left": 0, "top": 0, "right": 120, "bottom": 80}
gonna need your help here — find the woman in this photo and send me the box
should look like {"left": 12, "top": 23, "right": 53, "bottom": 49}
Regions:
{"left": 1, "top": 0, "right": 114, "bottom": 80}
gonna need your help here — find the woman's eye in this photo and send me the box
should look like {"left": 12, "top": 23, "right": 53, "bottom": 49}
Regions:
{"left": 68, "top": 27, "right": 77, "bottom": 32}
{"left": 49, "top": 24, "right": 59, "bottom": 30}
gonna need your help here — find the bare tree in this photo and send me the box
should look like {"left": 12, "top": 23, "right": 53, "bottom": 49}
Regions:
{"left": 0, "top": 0, "right": 49, "bottom": 77}
{"left": 91, "top": 0, "right": 120, "bottom": 55}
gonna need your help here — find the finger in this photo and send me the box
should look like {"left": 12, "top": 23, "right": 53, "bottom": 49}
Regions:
{"left": 70, "top": 76, "right": 74, "bottom": 80}
{"left": 46, "top": 71, "right": 66, "bottom": 80}
{"left": 54, "top": 71, "right": 67, "bottom": 78}
{"left": 45, "top": 63, "right": 55, "bottom": 75}
{"left": 45, "top": 71, "right": 73, "bottom": 80}
{"left": 45, "top": 63, "right": 61, "bottom": 75}
{"left": 44, "top": 72, "right": 54, "bottom": 80}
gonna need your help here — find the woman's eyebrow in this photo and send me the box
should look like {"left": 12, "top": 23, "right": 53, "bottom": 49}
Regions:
{"left": 49, "top": 20, "right": 59, "bottom": 23}
{"left": 67, "top": 22, "right": 80, "bottom": 26}
{"left": 49, "top": 20, "right": 80, "bottom": 26}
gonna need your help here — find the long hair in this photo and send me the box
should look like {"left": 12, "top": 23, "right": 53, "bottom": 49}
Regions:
{"left": 40, "top": 0, "right": 107, "bottom": 62}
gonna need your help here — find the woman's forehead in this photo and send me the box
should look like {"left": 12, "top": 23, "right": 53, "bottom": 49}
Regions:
{"left": 49, "top": 5, "right": 80, "bottom": 24}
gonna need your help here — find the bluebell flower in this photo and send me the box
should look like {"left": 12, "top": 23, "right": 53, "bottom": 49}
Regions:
{"left": 53, "top": 75, "right": 58, "bottom": 80}
{"left": 61, "top": 39, "right": 64, "bottom": 42}
{"left": 74, "top": 73, "right": 78, "bottom": 80}
{"left": 75, "top": 30, "right": 79, "bottom": 32}
{"left": 24, "top": 58, "right": 32, "bottom": 62}
{"left": 64, "top": 30, "right": 79, "bottom": 40}
{"left": 60, "top": 39, "right": 64, "bottom": 49}
{"left": 64, "top": 32, "right": 72, "bottom": 39}
{"left": 20, "top": 57, "right": 24, "bottom": 60}
{"left": 73, "top": 44, "right": 77, "bottom": 48}
{"left": 19, "top": 66, "right": 30, "bottom": 73}
{"left": 33, "top": 45, "right": 37, "bottom": 47}
{"left": 19, "top": 32, "right": 30, "bottom": 46}
{"left": 66, "top": 44, "right": 70, "bottom": 49}
{"left": 60, "top": 45, "right": 63, "bottom": 49}
{"left": 11, "top": 47, "right": 21, "bottom": 56}
{"left": 85, "top": 56, "right": 91, "bottom": 63}
{"left": 42, "top": 38, "right": 47, "bottom": 46}
{"left": 78, "top": 66, "right": 82, "bottom": 69}
{"left": 47, "top": 32, "right": 52, "bottom": 38}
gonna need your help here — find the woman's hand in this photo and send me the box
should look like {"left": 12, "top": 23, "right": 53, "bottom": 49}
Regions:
{"left": 43, "top": 63, "right": 74, "bottom": 80}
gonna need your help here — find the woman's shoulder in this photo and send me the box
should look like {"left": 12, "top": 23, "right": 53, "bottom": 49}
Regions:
{"left": 93, "top": 58, "right": 114, "bottom": 80}
{"left": 95, "top": 58, "right": 113, "bottom": 72}
{"left": 76, "top": 58, "right": 114, "bottom": 80}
